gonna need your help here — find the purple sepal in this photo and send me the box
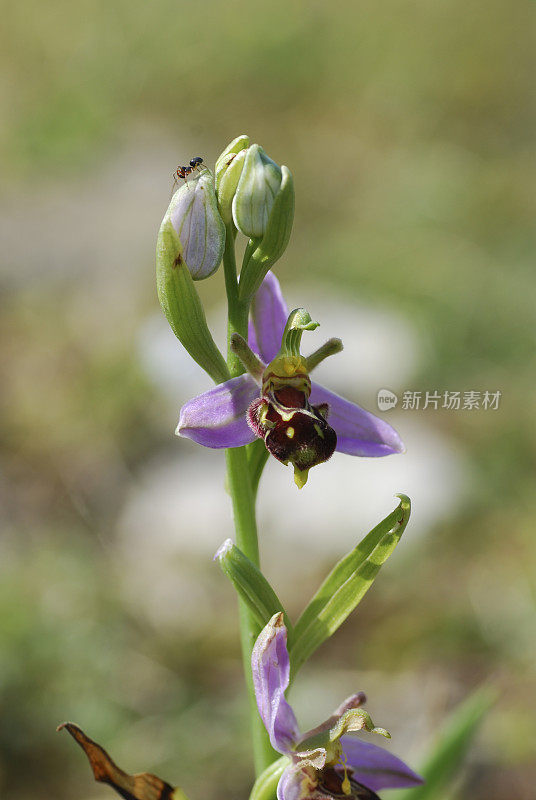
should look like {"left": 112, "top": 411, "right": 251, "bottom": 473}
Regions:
{"left": 341, "top": 737, "right": 424, "bottom": 792}
{"left": 251, "top": 612, "right": 300, "bottom": 754}
{"left": 250, "top": 271, "right": 288, "bottom": 363}
{"left": 309, "top": 383, "right": 405, "bottom": 456}
{"left": 176, "top": 374, "right": 258, "bottom": 448}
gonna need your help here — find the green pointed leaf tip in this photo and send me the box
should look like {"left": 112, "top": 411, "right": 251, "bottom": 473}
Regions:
{"left": 216, "top": 539, "right": 293, "bottom": 638}
{"left": 293, "top": 495, "right": 410, "bottom": 641}
{"left": 289, "top": 495, "right": 411, "bottom": 676}
{"left": 238, "top": 166, "right": 295, "bottom": 301}
{"left": 156, "top": 218, "right": 229, "bottom": 384}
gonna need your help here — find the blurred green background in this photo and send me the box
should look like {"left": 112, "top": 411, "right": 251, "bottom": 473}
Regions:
{"left": 1, "top": 0, "right": 535, "bottom": 798}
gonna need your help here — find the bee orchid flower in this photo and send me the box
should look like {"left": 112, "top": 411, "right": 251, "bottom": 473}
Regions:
{"left": 252, "top": 614, "right": 423, "bottom": 799}
{"left": 177, "top": 271, "right": 404, "bottom": 487}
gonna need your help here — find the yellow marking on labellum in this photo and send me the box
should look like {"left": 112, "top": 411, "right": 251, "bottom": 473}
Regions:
{"left": 286, "top": 427, "right": 295, "bottom": 439}
{"left": 294, "top": 467, "right": 309, "bottom": 489}
{"left": 314, "top": 423, "right": 325, "bottom": 439}
{"left": 280, "top": 409, "right": 295, "bottom": 422}
{"left": 259, "top": 403, "right": 275, "bottom": 429}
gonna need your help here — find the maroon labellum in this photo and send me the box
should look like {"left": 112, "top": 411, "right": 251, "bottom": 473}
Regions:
{"left": 247, "top": 389, "right": 337, "bottom": 488}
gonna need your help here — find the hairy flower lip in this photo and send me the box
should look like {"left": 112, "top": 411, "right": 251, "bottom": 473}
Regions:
{"left": 176, "top": 271, "right": 404, "bottom": 461}
{"left": 251, "top": 614, "right": 424, "bottom": 799}
{"left": 248, "top": 394, "right": 338, "bottom": 482}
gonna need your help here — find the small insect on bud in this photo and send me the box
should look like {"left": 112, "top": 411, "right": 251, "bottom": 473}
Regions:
{"left": 156, "top": 170, "right": 229, "bottom": 384}
{"left": 168, "top": 171, "right": 226, "bottom": 280}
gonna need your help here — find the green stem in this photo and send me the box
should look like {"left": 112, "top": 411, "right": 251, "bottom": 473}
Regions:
{"left": 223, "top": 225, "right": 250, "bottom": 375}
{"left": 247, "top": 440, "right": 270, "bottom": 499}
{"left": 223, "top": 223, "right": 275, "bottom": 775}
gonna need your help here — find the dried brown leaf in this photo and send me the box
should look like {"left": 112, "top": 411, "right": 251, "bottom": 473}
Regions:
{"left": 58, "top": 722, "right": 187, "bottom": 800}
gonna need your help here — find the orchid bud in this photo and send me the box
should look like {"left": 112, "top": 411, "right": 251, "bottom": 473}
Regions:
{"left": 216, "top": 138, "right": 294, "bottom": 298}
{"left": 215, "top": 134, "right": 250, "bottom": 189}
{"left": 216, "top": 147, "right": 248, "bottom": 225}
{"left": 238, "top": 164, "right": 294, "bottom": 301}
{"left": 167, "top": 171, "right": 226, "bottom": 280}
{"left": 232, "top": 144, "right": 283, "bottom": 238}
{"left": 156, "top": 182, "right": 229, "bottom": 384}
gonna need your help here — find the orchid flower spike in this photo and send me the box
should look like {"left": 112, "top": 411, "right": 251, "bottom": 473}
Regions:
{"left": 177, "top": 272, "right": 404, "bottom": 488}
{"left": 252, "top": 614, "right": 423, "bottom": 799}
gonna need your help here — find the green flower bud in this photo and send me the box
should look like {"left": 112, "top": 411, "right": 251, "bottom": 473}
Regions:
{"left": 238, "top": 165, "right": 295, "bottom": 301}
{"left": 216, "top": 136, "right": 295, "bottom": 299}
{"left": 215, "top": 133, "right": 250, "bottom": 188}
{"left": 232, "top": 144, "right": 283, "bottom": 238}
{"left": 168, "top": 172, "right": 226, "bottom": 280}
{"left": 216, "top": 148, "right": 248, "bottom": 225}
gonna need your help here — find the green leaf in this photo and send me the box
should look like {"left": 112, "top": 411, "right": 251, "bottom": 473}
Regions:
{"left": 289, "top": 495, "right": 411, "bottom": 676}
{"left": 249, "top": 756, "right": 287, "bottom": 800}
{"left": 394, "top": 686, "right": 496, "bottom": 800}
{"left": 156, "top": 219, "right": 230, "bottom": 384}
{"left": 216, "top": 540, "right": 293, "bottom": 639}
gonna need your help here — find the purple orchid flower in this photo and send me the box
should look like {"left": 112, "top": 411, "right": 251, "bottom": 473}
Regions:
{"left": 252, "top": 613, "right": 423, "bottom": 800}
{"left": 177, "top": 272, "right": 403, "bottom": 487}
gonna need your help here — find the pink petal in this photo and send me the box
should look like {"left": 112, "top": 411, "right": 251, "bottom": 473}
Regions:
{"left": 250, "top": 271, "right": 288, "bottom": 363}
{"left": 251, "top": 613, "right": 300, "bottom": 754}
